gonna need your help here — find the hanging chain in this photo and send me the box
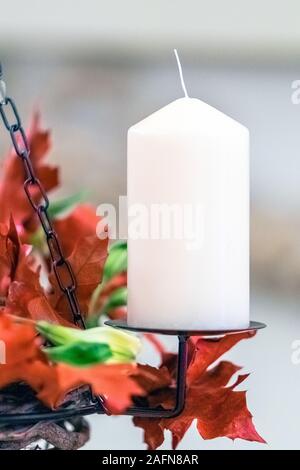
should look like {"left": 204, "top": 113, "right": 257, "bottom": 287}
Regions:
{"left": 0, "top": 64, "right": 86, "bottom": 329}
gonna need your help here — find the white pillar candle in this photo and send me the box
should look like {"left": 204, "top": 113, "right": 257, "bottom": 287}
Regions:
{"left": 127, "top": 61, "right": 249, "bottom": 331}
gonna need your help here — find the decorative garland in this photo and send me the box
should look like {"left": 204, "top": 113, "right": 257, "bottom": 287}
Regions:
{"left": 0, "top": 114, "right": 265, "bottom": 449}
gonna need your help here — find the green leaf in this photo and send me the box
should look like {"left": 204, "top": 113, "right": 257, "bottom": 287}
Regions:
{"left": 103, "top": 241, "right": 127, "bottom": 283}
{"left": 88, "top": 242, "right": 127, "bottom": 319}
{"left": 102, "top": 287, "right": 127, "bottom": 314}
{"left": 47, "top": 190, "right": 88, "bottom": 219}
{"left": 37, "top": 321, "right": 141, "bottom": 363}
{"left": 44, "top": 341, "right": 112, "bottom": 367}
{"left": 37, "top": 321, "right": 80, "bottom": 346}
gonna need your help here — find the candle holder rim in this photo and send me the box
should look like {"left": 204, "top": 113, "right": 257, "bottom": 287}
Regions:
{"left": 104, "top": 319, "right": 266, "bottom": 337}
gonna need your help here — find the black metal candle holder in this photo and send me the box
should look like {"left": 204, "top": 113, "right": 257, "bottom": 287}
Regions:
{"left": 105, "top": 319, "right": 266, "bottom": 418}
{"left": 0, "top": 320, "right": 266, "bottom": 426}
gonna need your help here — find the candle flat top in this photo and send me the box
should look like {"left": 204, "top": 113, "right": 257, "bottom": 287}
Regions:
{"left": 129, "top": 98, "right": 248, "bottom": 136}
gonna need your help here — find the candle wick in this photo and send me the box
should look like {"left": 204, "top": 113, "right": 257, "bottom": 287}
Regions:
{"left": 174, "top": 49, "right": 189, "bottom": 98}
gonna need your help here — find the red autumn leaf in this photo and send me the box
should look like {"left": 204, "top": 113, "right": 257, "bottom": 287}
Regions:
{"left": 133, "top": 333, "right": 265, "bottom": 449}
{"left": 0, "top": 218, "right": 69, "bottom": 324}
{"left": 0, "top": 312, "right": 40, "bottom": 365}
{"left": 133, "top": 364, "right": 172, "bottom": 394}
{"left": 0, "top": 112, "right": 59, "bottom": 226}
{"left": 6, "top": 281, "right": 70, "bottom": 325}
{"left": 165, "top": 362, "right": 265, "bottom": 448}
{"left": 0, "top": 218, "right": 21, "bottom": 297}
{"left": 0, "top": 316, "right": 54, "bottom": 406}
{"left": 0, "top": 216, "right": 44, "bottom": 292}
{"left": 133, "top": 418, "right": 165, "bottom": 451}
{"left": 0, "top": 313, "right": 143, "bottom": 413}
{"left": 187, "top": 331, "right": 256, "bottom": 385}
{"left": 0, "top": 216, "right": 45, "bottom": 305}
{"left": 49, "top": 234, "right": 108, "bottom": 322}
{"left": 0, "top": 352, "right": 142, "bottom": 415}
{"left": 39, "top": 363, "right": 143, "bottom": 413}
{"left": 53, "top": 204, "right": 101, "bottom": 257}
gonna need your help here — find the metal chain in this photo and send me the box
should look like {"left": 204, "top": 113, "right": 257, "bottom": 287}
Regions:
{"left": 0, "top": 64, "right": 85, "bottom": 329}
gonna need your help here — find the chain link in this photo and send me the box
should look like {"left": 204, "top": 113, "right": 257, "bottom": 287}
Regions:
{"left": 0, "top": 64, "right": 85, "bottom": 329}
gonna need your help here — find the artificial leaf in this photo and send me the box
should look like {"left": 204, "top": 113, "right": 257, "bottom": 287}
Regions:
{"left": 88, "top": 241, "right": 127, "bottom": 320}
{"left": 133, "top": 333, "right": 265, "bottom": 449}
{"left": 101, "top": 287, "right": 127, "bottom": 315}
{"left": 37, "top": 321, "right": 141, "bottom": 362}
{"left": 187, "top": 331, "right": 256, "bottom": 385}
{"left": 0, "top": 217, "right": 62, "bottom": 325}
{"left": 1, "top": 226, "right": 69, "bottom": 324}
{"left": 0, "top": 317, "right": 53, "bottom": 411}
{"left": 49, "top": 234, "right": 108, "bottom": 322}
{"left": 103, "top": 241, "right": 127, "bottom": 283}
{"left": 39, "top": 363, "right": 143, "bottom": 413}
{"left": 133, "top": 418, "right": 165, "bottom": 451}
{"left": 29, "top": 191, "right": 89, "bottom": 250}
{"left": 0, "top": 355, "right": 142, "bottom": 414}
{"left": 0, "top": 112, "right": 58, "bottom": 226}
{"left": 133, "top": 364, "right": 172, "bottom": 394}
{"left": 165, "top": 362, "right": 265, "bottom": 447}
{"left": 0, "top": 314, "right": 143, "bottom": 413}
{"left": 0, "top": 218, "right": 21, "bottom": 297}
{"left": 53, "top": 204, "right": 101, "bottom": 257}
{"left": 7, "top": 281, "right": 70, "bottom": 324}
{"left": 88, "top": 272, "right": 127, "bottom": 320}
{"left": 47, "top": 190, "right": 88, "bottom": 219}
{"left": 44, "top": 341, "right": 113, "bottom": 367}
{"left": 0, "top": 312, "right": 40, "bottom": 365}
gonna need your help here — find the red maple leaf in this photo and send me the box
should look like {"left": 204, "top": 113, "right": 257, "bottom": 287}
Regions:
{"left": 0, "top": 112, "right": 59, "bottom": 228}
{"left": 49, "top": 234, "right": 108, "bottom": 322}
{"left": 0, "top": 313, "right": 143, "bottom": 413}
{"left": 0, "top": 312, "right": 40, "bottom": 365}
{"left": 133, "top": 332, "right": 265, "bottom": 449}
{"left": 0, "top": 217, "right": 21, "bottom": 297}
{"left": 40, "top": 363, "right": 143, "bottom": 413}
{"left": 0, "top": 217, "right": 69, "bottom": 324}
{"left": 7, "top": 281, "right": 71, "bottom": 325}
{"left": 53, "top": 204, "right": 101, "bottom": 257}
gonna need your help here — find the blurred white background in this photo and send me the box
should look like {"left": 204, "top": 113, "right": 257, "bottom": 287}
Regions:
{"left": 0, "top": 0, "right": 300, "bottom": 450}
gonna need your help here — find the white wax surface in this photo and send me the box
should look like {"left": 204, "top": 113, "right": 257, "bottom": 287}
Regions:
{"left": 127, "top": 98, "right": 249, "bottom": 330}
